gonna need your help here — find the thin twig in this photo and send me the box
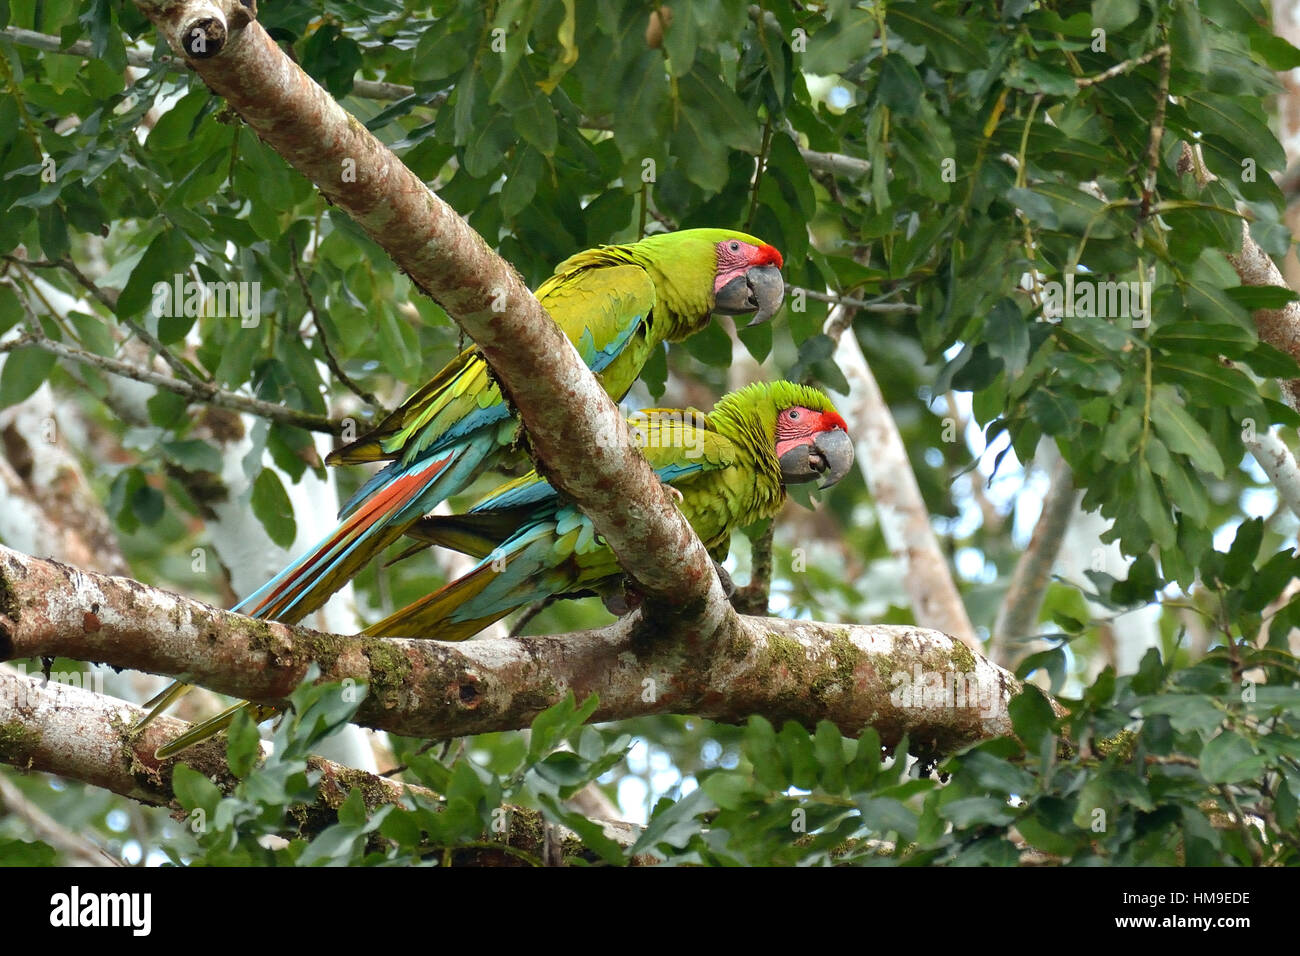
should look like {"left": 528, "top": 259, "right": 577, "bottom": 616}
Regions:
{"left": 509, "top": 596, "right": 559, "bottom": 638}
{"left": 0, "top": 287, "right": 341, "bottom": 434}
{"left": 1074, "top": 44, "right": 1171, "bottom": 88}
{"left": 796, "top": 287, "right": 920, "bottom": 315}
{"left": 1139, "top": 44, "right": 1171, "bottom": 221}
{"left": 288, "top": 241, "right": 381, "bottom": 408}
{"left": 9, "top": 256, "right": 206, "bottom": 386}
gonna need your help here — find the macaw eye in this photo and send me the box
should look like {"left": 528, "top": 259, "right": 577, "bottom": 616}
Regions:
{"left": 788, "top": 410, "right": 799, "bottom": 419}
{"left": 729, "top": 241, "right": 740, "bottom": 252}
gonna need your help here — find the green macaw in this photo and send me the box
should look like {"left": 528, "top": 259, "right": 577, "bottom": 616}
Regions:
{"left": 141, "top": 229, "right": 785, "bottom": 743}
{"left": 151, "top": 381, "right": 851, "bottom": 758}
{"left": 235, "top": 228, "right": 786, "bottom": 624}
{"left": 365, "top": 380, "right": 854, "bottom": 640}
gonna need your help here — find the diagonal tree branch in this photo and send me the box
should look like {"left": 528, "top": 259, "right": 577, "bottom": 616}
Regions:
{"left": 0, "top": 545, "right": 1020, "bottom": 753}
{"left": 990, "top": 448, "right": 1079, "bottom": 664}
{"left": 823, "top": 306, "right": 981, "bottom": 651}
{"left": 126, "top": 0, "right": 723, "bottom": 630}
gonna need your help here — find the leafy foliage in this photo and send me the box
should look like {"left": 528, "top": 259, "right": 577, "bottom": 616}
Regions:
{"left": 2, "top": 0, "right": 1300, "bottom": 865}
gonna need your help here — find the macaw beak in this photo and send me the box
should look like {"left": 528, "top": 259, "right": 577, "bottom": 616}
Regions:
{"left": 714, "top": 265, "right": 785, "bottom": 326}
{"left": 778, "top": 428, "right": 854, "bottom": 489}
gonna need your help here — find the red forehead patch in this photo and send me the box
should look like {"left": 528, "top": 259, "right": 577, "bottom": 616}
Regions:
{"left": 753, "top": 244, "right": 784, "bottom": 269}
{"left": 820, "top": 409, "right": 848, "bottom": 433}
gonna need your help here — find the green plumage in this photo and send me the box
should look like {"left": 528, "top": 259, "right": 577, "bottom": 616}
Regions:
{"left": 366, "top": 381, "right": 847, "bottom": 641}
{"left": 146, "top": 229, "right": 785, "bottom": 758}
{"left": 330, "top": 229, "right": 772, "bottom": 470}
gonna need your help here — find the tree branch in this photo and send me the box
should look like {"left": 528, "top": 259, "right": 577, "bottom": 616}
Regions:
{"left": 0, "top": 328, "right": 342, "bottom": 435}
{"left": 127, "top": 0, "right": 724, "bottom": 629}
{"left": 0, "top": 545, "right": 1020, "bottom": 753}
{"left": 1245, "top": 428, "right": 1300, "bottom": 521}
{"left": 824, "top": 307, "right": 982, "bottom": 651}
{"left": 0, "top": 765, "right": 119, "bottom": 866}
{"left": 1225, "top": 223, "right": 1300, "bottom": 410}
{"left": 8, "top": 255, "right": 206, "bottom": 387}
{"left": 990, "top": 449, "right": 1079, "bottom": 662}
{"left": 0, "top": 666, "right": 646, "bottom": 862}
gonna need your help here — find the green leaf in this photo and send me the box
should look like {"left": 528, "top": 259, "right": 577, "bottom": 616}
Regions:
{"left": 877, "top": 54, "right": 925, "bottom": 116}
{"left": 1170, "top": 0, "right": 1209, "bottom": 75}
{"left": 1223, "top": 285, "right": 1297, "bottom": 312}
{"left": 888, "top": 3, "right": 986, "bottom": 72}
{"left": 0, "top": 348, "right": 56, "bottom": 409}
{"left": 845, "top": 727, "right": 882, "bottom": 792}
{"left": 1250, "top": 31, "right": 1300, "bottom": 70}
{"left": 1091, "top": 0, "right": 1140, "bottom": 31}
{"left": 1007, "top": 183, "right": 1119, "bottom": 238}
{"left": 958, "top": 750, "right": 1035, "bottom": 795}
{"left": 737, "top": 320, "right": 773, "bottom": 364}
{"left": 172, "top": 762, "right": 222, "bottom": 816}
{"left": 1153, "top": 353, "right": 1258, "bottom": 405}
{"left": 162, "top": 439, "right": 223, "bottom": 474}
{"left": 0, "top": 839, "right": 58, "bottom": 865}
{"left": 1200, "top": 731, "right": 1267, "bottom": 784}
{"left": 226, "top": 706, "right": 262, "bottom": 778}
{"left": 117, "top": 229, "right": 190, "bottom": 320}
{"left": 804, "top": 10, "right": 876, "bottom": 74}
{"left": 855, "top": 796, "right": 918, "bottom": 840}
{"left": 250, "top": 468, "right": 297, "bottom": 548}
{"left": 628, "top": 788, "right": 713, "bottom": 854}
{"left": 527, "top": 692, "right": 599, "bottom": 763}
{"left": 682, "top": 320, "right": 732, "bottom": 367}
{"left": 940, "top": 796, "right": 1017, "bottom": 828}
{"left": 537, "top": 793, "right": 626, "bottom": 865}
{"left": 1150, "top": 387, "right": 1226, "bottom": 478}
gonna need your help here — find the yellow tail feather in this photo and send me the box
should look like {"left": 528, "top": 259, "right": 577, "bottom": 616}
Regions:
{"left": 364, "top": 563, "right": 505, "bottom": 641}
{"left": 154, "top": 701, "right": 279, "bottom": 760}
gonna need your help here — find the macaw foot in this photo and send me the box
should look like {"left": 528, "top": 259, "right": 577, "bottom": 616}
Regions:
{"left": 602, "top": 581, "right": 643, "bottom": 616}
{"left": 658, "top": 476, "right": 684, "bottom": 504}
{"left": 601, "top": 562, "right": 731, "bottom": 614}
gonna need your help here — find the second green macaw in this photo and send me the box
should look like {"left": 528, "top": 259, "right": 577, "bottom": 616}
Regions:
{"left": 151, "top": 382, "right": 851, "bottom": 757}
{"left": 365, "top": 380, "right": 854, "bottom": 640}
{"left": 139, "top": 228, "right": 784, "bottom": 734}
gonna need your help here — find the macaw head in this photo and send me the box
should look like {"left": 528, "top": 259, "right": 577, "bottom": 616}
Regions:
{"left": 774, "top": 400, "right": 854, "bottom": 490}
{"left": 710, "top": 234, "right": 786, "bottom": 326}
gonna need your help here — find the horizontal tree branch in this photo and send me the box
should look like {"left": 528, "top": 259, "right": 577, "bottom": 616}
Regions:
{"left": 0, "top": 666, "right": 644, "bottom": 862}
{"left": 796, "top": 287, "right": 919, "bottom": 313}
{"left": 0, "top": 545, "right": 1020, "bottom": 753}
